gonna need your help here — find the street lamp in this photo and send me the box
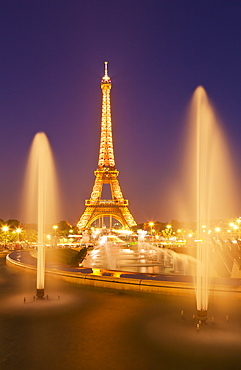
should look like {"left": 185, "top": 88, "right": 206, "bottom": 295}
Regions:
{"left": 215, "top": 227, "right": 220, "bottom": 239}
{"left": 16, "top": 228, "right": 21, "bottom": 244}
{"left": 53, "top": 225, "right": 58, "bottom": 247}
{"left": 233, "top": 224, "right": 239, "bottom": 239}
{"left": 53, "top": 225, "right": 58, "bottom": 235}
{"left": 149, "top": 222, "right": 154, "bottom": 241}
{"left": 47, "top": 235, "right": 51, "bottom": 245}
{"left": 229, "top": 222, "right": 238, "bottom": 239}
{"left": 2, "top": 226, "right": 9, "bottom": 247}
{"left": 166, "top": 224, "right": 172, "bottom": 238}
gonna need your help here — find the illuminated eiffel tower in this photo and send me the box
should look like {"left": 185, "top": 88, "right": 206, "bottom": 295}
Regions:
{"left": 77, "top": 62, "right": 137, "bottom": 231}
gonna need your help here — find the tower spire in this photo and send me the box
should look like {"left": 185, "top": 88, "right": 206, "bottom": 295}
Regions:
{"left": 104, "top": 61, "right": 108, "bottom": 78}
{"left": 101, "top": 61, "right": 111, "bottom": 84}
{"left": 99, "top": 61, "right": 114, "bottom": 168}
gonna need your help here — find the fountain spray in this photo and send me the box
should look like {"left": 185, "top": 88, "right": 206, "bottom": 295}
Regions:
{"left": 36, "top": 133, "right": 46, "bottom": 298}
{"left": 190, "top": 86, "right": 237, "bottom": 321}
{"left": 23, "top": 132, "right": 59, "bottom": 299}
{"left": 195, "top": 86, "right": 210, "bottom": 321}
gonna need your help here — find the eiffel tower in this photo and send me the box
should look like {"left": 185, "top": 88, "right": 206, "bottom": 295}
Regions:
{"left": 77, "top": 62, "right": 137, "bottom": 231}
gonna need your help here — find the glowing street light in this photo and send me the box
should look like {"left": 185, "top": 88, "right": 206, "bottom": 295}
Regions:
{"left": 229, "top": 222, "right": 239, "bottom": 239}
{"left": 16, "top": 228, "right": 21, "bottom": 242}
{"left": 149, "top": 222, "right": 154, "bottom": 241}
{"left": 53, "top": 225, "right": 58, "bottom": 247}
{"left": 2, "top": 225, "right": 9, "bottom": 247}
{"left": 237, "top": 219, "right": 241, "bottom": 238}
{"left": 53, "top": 225, "right": 58, "bottom": 235}
{"left": 215, "top": 227, "right": 220, "bottom": 239}
{"left": 233, "top": 224, "right": 239, "bottom": 239}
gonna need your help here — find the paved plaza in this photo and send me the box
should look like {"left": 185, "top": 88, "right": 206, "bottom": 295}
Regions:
{"left": 1, "top": 255, "right": 241, "bottom": 370}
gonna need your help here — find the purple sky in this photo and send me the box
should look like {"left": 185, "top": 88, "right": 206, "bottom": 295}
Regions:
{"left": 1, "top": 0, "right": 241, "bottom": 225}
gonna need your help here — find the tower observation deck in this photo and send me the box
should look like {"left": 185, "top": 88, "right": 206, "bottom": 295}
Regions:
{"left": 77, "top": 62, "right": 137, "bottom": 231}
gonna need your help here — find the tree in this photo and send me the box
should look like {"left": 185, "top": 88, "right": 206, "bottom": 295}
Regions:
{"left": 57, "top": 220, "right": 72, "bottom": 237}
{"left": 170, "top": 220, "right": 181, "bottom": 233}
{"left": 6, "top": 219, "right": 21, "bottom": 229}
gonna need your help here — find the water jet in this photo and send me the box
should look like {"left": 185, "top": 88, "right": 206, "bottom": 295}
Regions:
{"left": 23, "top": 132, "right": 59, "bottom": 299}
{"left": 188, "top": 86, "right": 238, "bottom": 320}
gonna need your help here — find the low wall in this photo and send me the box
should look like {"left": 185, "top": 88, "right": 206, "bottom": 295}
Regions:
{"left": 6, "top": 254, "right": 196, "bottom": 296}
{"left": 6, "top": 254, "right": 241, "bottom": 298}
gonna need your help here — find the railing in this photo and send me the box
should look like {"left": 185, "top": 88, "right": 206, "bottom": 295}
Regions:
{"left": 85, "top": 199, "right": 128, "bottom": 206}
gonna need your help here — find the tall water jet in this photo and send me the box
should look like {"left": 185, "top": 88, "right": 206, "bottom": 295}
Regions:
{"left": 23, "top": 132, "right": 59, "bottom": 298}
{"left": 184, "top": 86, "right": 239, "bottom": 320}
{"left": 195, "top": 86, "right": 212, "bottom": 320}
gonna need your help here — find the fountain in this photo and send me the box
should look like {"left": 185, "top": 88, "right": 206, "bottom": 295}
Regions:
{"left": 23, "top": 132, "right": 59, "bottom": 298}
{"left": 17, "top": 88, "right": 238, "bottom": 315}
{"left": 83, "top": 236, "right": 196, "bottom": 275}
{"left": 5, "top": 87, "right": 240, "bottom": 330}
{"left": 188, "top": 86, "right": 238, "bottom": 320}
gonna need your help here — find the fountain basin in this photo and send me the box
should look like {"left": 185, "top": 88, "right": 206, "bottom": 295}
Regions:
{"left": 6, "top": 251, "right": 241, "bottom": 300}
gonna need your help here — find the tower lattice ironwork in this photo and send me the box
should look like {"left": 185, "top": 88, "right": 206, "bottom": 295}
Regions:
{"left": 77, "top": 62, "right": 137, "bottom": 231}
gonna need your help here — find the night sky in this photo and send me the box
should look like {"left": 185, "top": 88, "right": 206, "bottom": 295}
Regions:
{"left": 1, "top": 0, "right": 241, "bottom": 225}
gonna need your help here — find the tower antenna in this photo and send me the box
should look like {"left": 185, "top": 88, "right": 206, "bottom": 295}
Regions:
{"left": 104, "top": 61, "right": 108, "bottom": 77}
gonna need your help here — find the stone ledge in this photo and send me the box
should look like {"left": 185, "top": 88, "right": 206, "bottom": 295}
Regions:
{"left": 6, "top": 254, "right": 241, "bottom": 298}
